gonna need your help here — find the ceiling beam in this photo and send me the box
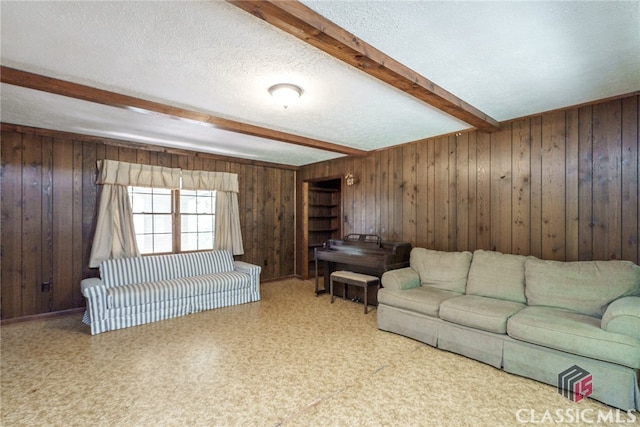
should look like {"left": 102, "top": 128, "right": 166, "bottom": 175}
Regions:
{"left": 0, "top": 66, "right": 367, "bottom": 157}
{"left": 229, "top": 0, "right": 500, "bottom": 133}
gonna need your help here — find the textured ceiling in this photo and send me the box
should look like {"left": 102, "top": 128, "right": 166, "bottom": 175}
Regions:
{"left": 1, "top": 1, "right": 639, "bottom": 166}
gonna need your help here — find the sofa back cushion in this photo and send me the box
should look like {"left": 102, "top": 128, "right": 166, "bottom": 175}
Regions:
{"left": 466, "top": 250, "right": 531, "bottom": 303}
{"left": 173, "top": 250, "right": 235, "bottom": 277}
{"left": 410, "top": 248, "right": 472, "bottom": 293}
{"left": 525, "top": 259, "right": 640, "bottom": 318}
{"left": 100, "top": 250, "right": 235, "bottom": 288}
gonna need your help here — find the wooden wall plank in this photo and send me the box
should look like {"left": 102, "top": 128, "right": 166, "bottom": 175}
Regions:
{"left": 467, "top": 133, "right": 478, "bottom": 251}
{"left": 490, "top": 126, "right": 512, "bottom": 253}
{"left": 21, "top": 134, "right": 43, "bottom": 315}
{"left": 364, "top": 154, "right": 377, "bottom": 235}
{"left": 621, "top": 96, "right": 639, "bottom": 264}
{"left": 72, "top": 141, "right": 84, "bottom": 307}
{"left": 541, "top": 111, "right": 566, "bottom": 260}
{"left": 433, "top": 137, "right": 449, "bottom": 250}
{"left": 578, "top": 106, "right": 594, "bottom": 260}
{"left": 415, "top": 139, "right": 429, "bottom": 247}
{"left": 512, "top": 119, "right": 531, "bottom": 255}
{"left": 425, "top": 138, "right": 436, "bottom": 248}
{"left": 390, "top": 147, "right": 403, "bottom": 241}
{"left": 378, "top": 150, "right": 390, "bottom": 241}
{"left": 82, "top": 141, "right": 98, "bottom": 281}
{"left": 51, "top": 138, "right": 74, "bottom": 311}
{"left": 1, "top": 132, "right": 23, "bottom": 318}
{"left": 447, "top": 136, "right": 457, "bottom": 251}
{"left": 530, "top": 117, "right": 543, "bottom": 258}
{"left": 41, "top": 137, "right": 54, "bottom": 312}
{"left": 565, "top": 109, "right": 580, "bottom": 261}
{"left": 475, "top": 132, "right": 491, "bottom": 250}
{"left": 455, "top": 133, "right": 470, "bottom": 251}
{"left": 593, "top": 100, "right": 623, "bottom": 260}
{"left": 402, "top": 144, "right": 417, "bottom": 246}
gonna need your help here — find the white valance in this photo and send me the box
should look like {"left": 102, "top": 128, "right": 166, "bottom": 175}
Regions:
{"left": 97, "top": 159, "right": 181, "bottom": 189}
{"left": 181, "top": 170, "right": 239, "bottom": 193}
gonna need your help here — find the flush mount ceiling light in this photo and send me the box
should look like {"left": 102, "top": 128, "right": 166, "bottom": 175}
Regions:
{"left": 268, "top": 83, "right": 303, "bottom": 109}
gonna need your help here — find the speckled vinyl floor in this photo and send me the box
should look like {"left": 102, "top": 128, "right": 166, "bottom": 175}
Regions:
{"left": 1, "top": 278, "right": 618, "bottom": 426}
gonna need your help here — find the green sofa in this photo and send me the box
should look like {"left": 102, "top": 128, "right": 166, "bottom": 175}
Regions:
{"left": 377, "top": 248, "right": 640, "bottom": 410}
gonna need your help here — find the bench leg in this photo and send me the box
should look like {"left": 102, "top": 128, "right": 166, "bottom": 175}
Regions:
{"left": 364, "top": 284, "right": 368, "bottom": 314}
{"left": 330, "top": 277, "right": 335, "bottom": 304}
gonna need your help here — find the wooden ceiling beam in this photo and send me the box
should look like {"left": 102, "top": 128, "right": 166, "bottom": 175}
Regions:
{"left": 0, "top": 66, "right": 367, "bottom": 157}
{"left": 229, "top": 0, "right": 500, "bottom": 133}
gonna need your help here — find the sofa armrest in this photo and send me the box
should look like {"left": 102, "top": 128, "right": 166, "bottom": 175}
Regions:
{"left": 80, "top": 278, "right": 109, "bottom": 334}
{"left": 381, "top": 267, "right": 420, "bottom": 291}
{"left": 81, "top": 277, "right": 103, "bottom": 296}
{"left": 234, "top": 261, "right": 262, "bottom": 294}
{"left": 601, "top": 296, "right": 640, "bottom": 339}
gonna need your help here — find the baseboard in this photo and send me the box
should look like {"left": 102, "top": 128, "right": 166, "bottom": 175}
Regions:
{"left": 1, "top": 307, "right": 85, "bottom": 325}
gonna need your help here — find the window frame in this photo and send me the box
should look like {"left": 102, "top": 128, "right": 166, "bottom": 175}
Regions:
{"left": 128, "top": 186, "right": 216, "bottom": 255}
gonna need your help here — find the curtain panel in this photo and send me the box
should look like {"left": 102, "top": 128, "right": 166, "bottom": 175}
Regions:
{"left": 89, "top": 185, "right": 140, "bottom": 268}
{"left": 182, "top": 170, "right": 244, "bottom": 255}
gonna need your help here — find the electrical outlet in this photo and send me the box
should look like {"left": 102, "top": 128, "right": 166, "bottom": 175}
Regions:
{"left": 41, "top": 282, "right": 51, "bottom": 292}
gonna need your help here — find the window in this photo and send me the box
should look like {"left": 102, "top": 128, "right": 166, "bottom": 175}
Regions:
{"left": 180, "top": 190, "right": 216, "bottom": 251}
{"left": 128, "top": 186, "right": 216, "bottom": 254}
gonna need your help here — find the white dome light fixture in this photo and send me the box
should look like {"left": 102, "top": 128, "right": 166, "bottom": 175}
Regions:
{"left": 268, "top": 83, "right": 303, "bottom": 109}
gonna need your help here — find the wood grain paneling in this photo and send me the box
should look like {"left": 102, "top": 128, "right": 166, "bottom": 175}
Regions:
{"left": 1, "top": 127, "right": 295, "bottom": 319}
{"left": 297, "top": 94, "right": 640, "bottom": 273}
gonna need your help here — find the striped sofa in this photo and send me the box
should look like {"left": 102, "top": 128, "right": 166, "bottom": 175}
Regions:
{"left": 81, "top": 250, "right": 261, "bottom": 335}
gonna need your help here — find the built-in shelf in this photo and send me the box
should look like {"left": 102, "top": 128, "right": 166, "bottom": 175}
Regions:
{"left": 303, "top": 178, "right": 342, "bottom": 280}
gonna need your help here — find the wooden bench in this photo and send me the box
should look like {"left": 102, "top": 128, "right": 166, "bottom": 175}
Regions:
{"left": 329, "top": 270, "right": 380, "bottom": 314}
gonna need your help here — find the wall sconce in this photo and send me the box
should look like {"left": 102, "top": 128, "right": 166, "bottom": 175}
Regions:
{"left": 345, "top": 173, "right": 358, "bottom": 186}
{"left": 268, "top": 83, "right": 303, "bottom": 109}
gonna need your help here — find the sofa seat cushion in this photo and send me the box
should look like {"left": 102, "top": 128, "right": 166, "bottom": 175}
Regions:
{"left": 107, "top": 271, "right": 250, "bottom": 308}
{"left": 508, "top": 306, "right": 640, "bottom": 369}
{"left": 466, "top": 250, "right": 531, "bottom": 303}
{"left": 378, "top": 286, "right": 461, "bottom": 318}
{"left": 439, "top": 295, "right": 525, "bottom": 334}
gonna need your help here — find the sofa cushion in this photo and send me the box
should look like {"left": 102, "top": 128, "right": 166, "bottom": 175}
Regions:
{"left": 466, "top": 250, "right": 530, "bottom": 303}
{"left": 440, "top": 295, "right": 526, "bottom": 334}
{"left": 410, "top": 248, "right": 472, "bottom": 293}
{"left": 172, "top": 250, "right": 235, "bottom": 277}
{"left": 377, "top": 286, "right": 461, "bottom": 318}
{"left": 107, "top": 271, "right": 250, "bottom": 308}
{"left": 525, "top": 259, "right": 640, "bottom": 318}
{"left": 100, "top": 250, "right": 236, "bottom": 288}
{"left": 507, "top": 306, "right": 640, "bottom": 370}
{"left": 601, "top": 296, "right": 640, "bottom": 339}
{"left": 100, "top": 254, "right": 178, "bottom": 288}
{"left": 439, "top": 295, "right": 526, "bottom": 334}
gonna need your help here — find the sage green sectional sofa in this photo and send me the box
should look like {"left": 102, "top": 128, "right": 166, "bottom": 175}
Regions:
{"left": 377, "top": 248, "right": 640, "bottom": 410}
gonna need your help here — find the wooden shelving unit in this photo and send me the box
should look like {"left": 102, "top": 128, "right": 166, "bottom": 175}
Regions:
{"left": 302, "top": 179, "right": 342, "bottom": 279}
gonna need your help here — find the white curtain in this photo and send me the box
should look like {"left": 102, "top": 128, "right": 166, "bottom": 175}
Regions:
{"left": 88, "top": 185, "right": 140, "bottom": 268}
{"left": 88, "top": 160, "right": 181, "bottom": 267}
{"left": 182, "top": 170, "right": 244, "bottom": 255}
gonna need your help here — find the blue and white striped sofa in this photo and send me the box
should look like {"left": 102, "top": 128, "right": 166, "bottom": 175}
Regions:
{"left": 81, "top": 250, "right": 261, "bottom": 335}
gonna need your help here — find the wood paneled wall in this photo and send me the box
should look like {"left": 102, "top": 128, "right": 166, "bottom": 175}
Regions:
{"left": 1, "top": 127, "right": 295, "bottom": 319}
{"left": 297, "top": 95, "right": 639, "bottom": 274}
